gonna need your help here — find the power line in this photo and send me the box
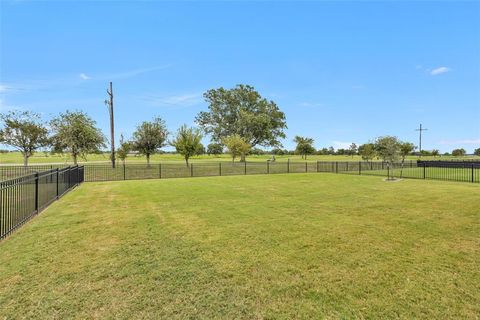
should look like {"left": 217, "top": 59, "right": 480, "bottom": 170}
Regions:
{"left": 415, "top": 123, "right": 428, "bottom": 155}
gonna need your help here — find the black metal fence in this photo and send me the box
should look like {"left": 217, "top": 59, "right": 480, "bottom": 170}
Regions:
{"left": 0, "top": 166, "right": 84, "bottom": 240}
{"left": 1, "top": 160, "right": 479, "bottom": 185}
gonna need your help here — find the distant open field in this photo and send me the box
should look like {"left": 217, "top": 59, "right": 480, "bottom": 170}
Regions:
{"left": 1, "top": 174, "right": 478, "bottom": 318}
{"left": 1, "top": 151, "right": 478, "bottom": 165}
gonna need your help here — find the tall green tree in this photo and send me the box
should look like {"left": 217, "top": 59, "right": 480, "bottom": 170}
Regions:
{"left": 398, "top": 141, "right": 415, "bottom": 178}
{"left": 293, "top": 136, "right": 315, "bottom": 160}
{"left": 399, "top": 142, "right": 415, "bottom": 163}
{"left": 131, "top": 117, "right": 168, "bottom": 166}
{"left": 474, "top": 148, "right": 480, "bottom": 156}
{"left": 196, "top": 85, "right": 287, "bottom": 161}
{"left": 116, "top": 134, "right": 132, "bottom": 165}
{"left": 50, "top": 111, "right": 106, "bottom": 165}
{"left": 349, "top": 143, "right": 358, "bottom": 158}
{"left": 374, "top": 136, "right": 401, "bottom": 179}
{"left": 170, "top": 125, "right": 203, "bottom": 166}
{"left": 223, "top": 134, "right": 251, "bottom": 163}
{"left": 207, "top": 143, "right": 223, "bottom": 155}
{"left": 431, "top": 149, "right": 440, "bottom": 157}
{"left": 0, "top": 111, "right": 49, "bottom": 166}
{"left": 452, "top": 148, "right": 466, "bottom": 157}
{"left": 358, "top": 143, "right": 376, "bottom": 162}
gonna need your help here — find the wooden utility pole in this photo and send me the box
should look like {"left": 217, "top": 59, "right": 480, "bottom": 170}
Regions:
{"left": 415, "top": 124, "right": 428, "bottom": 156}
{"left": 105, "top": 82, "right": 115, "bottom": 168}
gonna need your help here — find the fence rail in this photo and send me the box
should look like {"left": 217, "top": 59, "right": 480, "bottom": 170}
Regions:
{"left": 1, "top": 160, "right": 479, "bottom": 185}
{"left": 0, "top": 166, "right": 84, "bottom": 240}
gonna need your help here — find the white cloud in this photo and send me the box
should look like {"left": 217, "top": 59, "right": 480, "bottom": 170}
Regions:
{"left": 332, "top": 141, "right": 352, "bottom": 149}
{"left": 439, "top": 139, "right": 480, "bottom": 145}
{"left": 430, "top": 67, "right": 451, "bottom": 76}
{"left": 106, "top": 65, "right": 171, "bottom": 80}
{"left": 143, "top": 93, "right": 202, "bottom": 107}
{"left": 0, "top": 84, "right": 9, "bottom": 93}
{"left": 79, "top": 73, "right": 91, "bottom": 80}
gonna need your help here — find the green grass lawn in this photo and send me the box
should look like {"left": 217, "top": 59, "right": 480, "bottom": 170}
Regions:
{"left": 1, "top": 174, "right": 479, "bottom": 319}
{"left": 2, "top": 150, "right": 478, "bottom": 165}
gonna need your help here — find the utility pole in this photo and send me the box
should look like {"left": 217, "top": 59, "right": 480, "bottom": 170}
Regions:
{"left": 415, "top": 124, "right": 428, "bottom": 156}
{"left": 105, "top": 82, "right": 115, "bottom": 168}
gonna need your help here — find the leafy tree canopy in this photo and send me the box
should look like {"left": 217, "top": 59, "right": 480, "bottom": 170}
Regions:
{"left": 358, "top": 143, "right": 376, "bottom": 162}
{"left": 0, "top": 111, "right": 49, "bottom": 166}
{"left": 452, "top": 148, "right": 466, "bottom": 157}
{"left": 196, "top": 85, "right": 287, "bottom": 149}
{"left": 170, "top": 125, "right": 203, "bottom": 166}
{"left": 207, "top": 143, "right": 223, "bottom": 155}
{"left": 50, "top": 110, "right": 106, "bottom": 165}
{"left": 293, "top": 136, "right": 315, "bottom": 159}
{"left": 374, "top": 136, "right": 401, "bottom": 163}
{"left": 132, "top": 117, "right": 168, "bottom": 165}
{"left": 223, "top": 134, "right": 251, "bottom": 162}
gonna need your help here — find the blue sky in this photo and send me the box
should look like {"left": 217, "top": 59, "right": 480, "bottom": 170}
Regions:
{"left": 1, "top": 1, "right": 479, "bottom": 152}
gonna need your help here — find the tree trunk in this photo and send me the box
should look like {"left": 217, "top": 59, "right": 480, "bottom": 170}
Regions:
{"left": 23, "top": 154, "right": 29, "bottom": 167}
{"left": 185, "top": 157, "right": 189, "bottom": 167}
{"left": 240, "top": 153, "right": 246, "bottom": 162}
{"left": 73, "top": 154, "right": 78, "bottom": 165}
{"left": 146, "top": 154, "right": 150, "bottom": 167}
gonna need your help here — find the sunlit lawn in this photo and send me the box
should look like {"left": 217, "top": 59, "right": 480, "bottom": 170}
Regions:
{"left": 0, "top": 174, "right": 479, "bottom": 319}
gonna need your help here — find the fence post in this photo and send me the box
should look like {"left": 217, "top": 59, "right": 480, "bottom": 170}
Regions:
{"left": 244, "top": 161, "right": 247, "bottom": 175}
{"left": 305, "top": 161, "right": 307, "bottom": 173}
{"left": 56, "top": 168, "right": 59, "bottom": 199}
{"left": 219, "top": 162, "right": 222, "bottom": 176}
{"left": 317, "top": 161, "right": 319, "bottom": 172}
{"left": 423, "top": 163, "right": 426, "bottom": 179}
{"left": 287, "top": 159, "right": 290, "bottom": 173}
{"left": 124, "top": 163, "right": 126, "bottom": 180}
{"left": 472, "top": 164, "right": 474, "bottom": 183}
{"left": 359, "top": 161, "right": 361, "bottom": 175}
{"left": 387, "top": 164, "right": 390, "bottom": 180}
{"left": 335, "top": 161, "right": 338, "bottom": 173}
{"left": 191, "top": 163, "right": 194, "bottom": 177}
{"left": 34, "top": 172, "right": 39, "bottom": 213}
{"left": 159, "top": 163, "right": 162, "bottom": 179}
{"left": 346, "top": 162, "right": 349, "bottom": 171}
{"left": 267, "top": 161, "right": 269, "bottom": 174}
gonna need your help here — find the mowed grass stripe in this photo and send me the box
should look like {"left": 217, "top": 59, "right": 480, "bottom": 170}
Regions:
{"left": 0, "top": 174, "right": 479, "bottom": 319}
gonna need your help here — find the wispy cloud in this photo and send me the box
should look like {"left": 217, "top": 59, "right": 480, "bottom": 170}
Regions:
{"left": 0, "top": 99, "right": 22, "bottom": 112}
{"left": 430, "top": 66, "right": 451, "bottom": 76}
{"left": 439, "top": 139, "right": 480, "bottom": 145}
{"left": 79, "top": 73, "right": 91, "bottom": 80}
{"left": 142, "top": 93, "right": 202, "bottom": 108}
{"left": 105, "top": 65, "right": 171, "bottom": 80}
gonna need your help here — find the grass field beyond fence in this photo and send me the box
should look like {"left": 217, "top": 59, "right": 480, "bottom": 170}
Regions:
{"left": 0, "top": 174, "right": 478, "bottom": 319}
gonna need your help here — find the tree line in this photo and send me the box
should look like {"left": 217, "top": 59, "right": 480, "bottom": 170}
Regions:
{"left": 1, "top": 84, "right": 478, "bottom": 166}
